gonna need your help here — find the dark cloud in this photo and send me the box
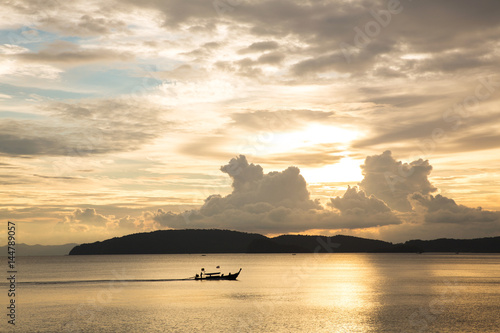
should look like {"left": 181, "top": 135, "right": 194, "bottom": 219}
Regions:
{"left": 257, "top": 52, "right": 286, "bottom": 65}
{"left": 33, "top": 174, "right": 83, "bottom": 180}
{"left": 238, "top": 41, "right": 280, "bottom": 54}
{"left": 39, "top": 14, "right": 129, "bottom": 37}
{"left": 417, "top": 50, "right": 498, "bottom": 74}
{"left": 154, "top": 155, "right": 400, "bottom": 233}
{"left": 0, "top": 120, "right": 144, "bottom": 157}
{"left": 8, "top": 0, "right": 500, "bottom": 79}
{"left": 203, "top": 41, "right": 222, "bottom": 49}
{"left": 359, "top": 151, "right": 437, "bottom": 212}
{"left": 292, "top": 40, "right": 394, "bottom": 76}
{"left": 15, "top": 40, "right": 133, "bottom": 65}
{"left": 0, "top": 99, "right": 170, "bottom": 157}
{"left": 352, "top": 110, "right": 500, "bottom": 154}
{"left": 363, "top": 93, "right": 445, "bottom": 108}
{"left": 444, "top": 133, "right": 500, "bottom": 153}
{"left": 0, "top": 132, "right": 66, "bottom": 156}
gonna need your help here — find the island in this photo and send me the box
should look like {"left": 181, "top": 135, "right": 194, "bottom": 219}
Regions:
{"left": 68, "top": 229, "right": 500, "bottom": 255}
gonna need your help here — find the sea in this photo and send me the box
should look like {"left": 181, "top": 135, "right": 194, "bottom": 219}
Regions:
{"left": 1, "top": 253, "right": 500, "bottom": 332}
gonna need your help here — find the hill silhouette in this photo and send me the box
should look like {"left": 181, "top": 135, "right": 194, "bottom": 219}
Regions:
{"left": 0, "top": 243, "right": 78, "bottom": 256}
{"left": 403, "top": 237, "right": 500, "bottom": 253}
{"left": 68, "top": 229, "right": 500, "bottom": 255}
{"left": 69, "top": 229, "right": 266, "bottom": 255}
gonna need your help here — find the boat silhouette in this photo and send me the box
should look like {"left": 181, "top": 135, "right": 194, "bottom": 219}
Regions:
{"left": 195, "top": 268, "right": 242, "bottom": 280}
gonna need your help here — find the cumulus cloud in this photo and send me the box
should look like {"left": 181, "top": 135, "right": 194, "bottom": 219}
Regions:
{"left": 329, "top": 186, "right": 401, "bottom": 228}
{"left": 330, "top": 186, "right": 391, "bottom": 215}
{"left": 349, "top": 151, "right": 500, "bottom": 241}
{"left": 70, "top": 208, "right": 109, "bottom": 226}
{"left": 56, "top": 208, "right": 111, "bottom": 232}
{"left": 154, "top": 155, "right": 401, "bottom": 233}
{"left": 52, "top": 208, "right": 150, "bottom": 244}
{"left": 359, "top": 150, "right": 437, "bottom": 212}
{"left": 410, "top": 193, "right": 500, "bottom": 225}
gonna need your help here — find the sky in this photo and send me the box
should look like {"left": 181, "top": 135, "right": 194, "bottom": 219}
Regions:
{"left": 1, "top": 0, "right": 499, "bottom": 245}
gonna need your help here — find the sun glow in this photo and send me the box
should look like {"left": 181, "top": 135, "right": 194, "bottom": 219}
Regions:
{"left": 261, "top": 124, "right": 359, "bottom": 155}
{"left": 301, "top": 157, "right": 363, "bottom": 183}
{"left": 289, "top": 124, "right": 358, "bottom": 146}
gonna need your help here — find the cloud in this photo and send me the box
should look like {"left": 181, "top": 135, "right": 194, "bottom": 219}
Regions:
{"left": 40, "top": 14, "right": 129, "bottom": 37}
{"left": 257, "top": 52, "right": 286, "bottom": 65}
{"left": 0, "top": 99, "right": 171, "bottom": 157}
{"left": 359, "top": 150, "right": 437, "bottom": 212}
{"left": 68, "top": 208, "right": 110, "bottom": 226}
{"left": 154, "top": 155, "right": 400, "bottom": 233}
{"left": 0, "top": 44, "right": 29, "bottom": 55}
{"left": 410, "top": 193, "right": 500, "bottom": 225}
{"left": 230, "top": 110, "right": 335, "bottom": 131}
{"left": 0, "top": 130, "right": 66, "bottom": 156}
{"left": 257, "top": 145, "right": 343, "bottom": 167}
{"left": 204, "top": 155, "right": 318, "bottom": 212}
{"left": 329, "top": 186, "right": 401, "bottom": 227}
{"left": 55, "top": 209, "right": 111, "bottom": 233}
{"left": 2, "top": 1, "right": 130, "bottom": 37}
{"left": 238, "top": 41, "right": 280, "bottom": 54}
{"left": 346, "top": 150, "right": 500, "bottom": 241}
{"left": 5, "top": 0, "right": 500, "bottom": 82}
{"left": 330, "top": 185, "right": 392, "bottom": 214}
{"left": 159, "top": 64, "right": 209, "bottom": 81}
{"left": 53, "top": 208, "right": 149, "bottom": 243}
{"left": 15, "top": 40, "right": 133, "bottom": 65}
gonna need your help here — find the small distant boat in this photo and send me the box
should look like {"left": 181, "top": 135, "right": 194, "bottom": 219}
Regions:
{"left": 195, "top": 268, "right": 242, "bottom": 281}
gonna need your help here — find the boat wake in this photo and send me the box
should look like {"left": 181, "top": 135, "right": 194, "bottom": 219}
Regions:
{"left": 14, "top": 277, "right": 196, "bottom": 285}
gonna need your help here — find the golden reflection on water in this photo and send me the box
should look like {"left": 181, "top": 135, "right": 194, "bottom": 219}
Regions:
{"left": 304, "top": 254, "right": 380, "bottom": 332}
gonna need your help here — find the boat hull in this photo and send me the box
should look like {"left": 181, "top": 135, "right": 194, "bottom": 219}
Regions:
{"left": 195, "top": 269, "right": 241, "bottom": 280}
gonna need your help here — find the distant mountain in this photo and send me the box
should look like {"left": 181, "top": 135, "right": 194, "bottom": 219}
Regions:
{"left": 404, "top": 237, "right": 500, "bottom": 253}
{"left": 69, "top": 229, "right": 267, "bottom": 255}
{"left": 68, "top": 229, "right": 500, "bottom": 255}
{"left": 0, "top": 243, "right": 78, "bottom": 256}
{"left": 272, "top": 234, "right": 394, "bottom": 253}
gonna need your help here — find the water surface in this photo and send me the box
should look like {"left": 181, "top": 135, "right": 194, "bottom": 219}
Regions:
{"left": 2, "top": 253, "right": 500, "bottom": 332}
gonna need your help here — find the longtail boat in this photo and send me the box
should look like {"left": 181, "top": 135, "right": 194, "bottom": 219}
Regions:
{"left": 195, "top": 268, "right": 241, "bottom": 280}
